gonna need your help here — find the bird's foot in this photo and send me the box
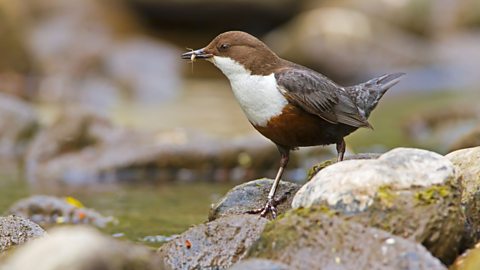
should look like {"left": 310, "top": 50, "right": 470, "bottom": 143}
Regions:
{"left": 246, "top": 194, "right": 289, "bottom": 219}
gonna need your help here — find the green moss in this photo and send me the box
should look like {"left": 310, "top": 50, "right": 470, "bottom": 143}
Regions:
{"left": 376, "top": 185, "right": 397, "bottom": 208}
{"left": 306, "top": 159, "right": 335, "bottom": 181}
{"left": 251, "top": 218, "right": 299, "bottom": 258}
{"left": 414, "top": 185, "right": 451, "bottom": 205}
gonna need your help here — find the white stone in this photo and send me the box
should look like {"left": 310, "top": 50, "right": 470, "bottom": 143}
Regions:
{"left": 292, "top": 148, "right": 455, "bottom": 212}
{"left": 212, "top": 56, "right": 288, "bottom": 126}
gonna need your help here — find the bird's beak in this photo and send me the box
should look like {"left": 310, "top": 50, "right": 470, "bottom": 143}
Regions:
{"left": 181, "top": 48, "right": 213, "bottom": 60}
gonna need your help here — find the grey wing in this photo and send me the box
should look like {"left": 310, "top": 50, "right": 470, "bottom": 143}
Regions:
{"left": 275, "top": 68, "right": 370, "bottom": 128}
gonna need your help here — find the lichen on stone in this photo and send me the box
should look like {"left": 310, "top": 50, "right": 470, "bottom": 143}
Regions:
{"left": 414, "top": 185, "right": 451, "bottom": 205}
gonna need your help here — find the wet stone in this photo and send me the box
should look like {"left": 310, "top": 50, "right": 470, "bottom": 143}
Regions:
{"left": 158, "top": 214, "right": 268, "bottom": 270}
{"left": 209, "top": 178, "right": 301, "bottom": 221}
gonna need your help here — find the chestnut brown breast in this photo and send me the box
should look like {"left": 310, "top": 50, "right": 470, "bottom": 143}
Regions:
{"left": 253, "top": 104, "right": 358, "bottom": 148}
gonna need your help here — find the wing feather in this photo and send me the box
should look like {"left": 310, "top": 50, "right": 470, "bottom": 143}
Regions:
{"left": 275, "top": 68, "right": 369, "bottom": 128}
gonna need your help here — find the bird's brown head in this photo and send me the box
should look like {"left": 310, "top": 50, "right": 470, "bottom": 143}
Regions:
{"left": 181, "top": 31, "right": 281, "bottom": 76}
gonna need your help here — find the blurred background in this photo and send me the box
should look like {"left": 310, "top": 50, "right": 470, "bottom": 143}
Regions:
{"left": 0, "top": 0, "right": 479, "bottom": 246}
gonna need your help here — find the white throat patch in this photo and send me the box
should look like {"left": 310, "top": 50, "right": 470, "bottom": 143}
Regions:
{"left": 212, "top": 56, "right": 288, "bottom": 126}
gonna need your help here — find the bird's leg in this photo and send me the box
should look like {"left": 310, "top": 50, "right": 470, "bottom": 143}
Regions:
{"left": 247, "top": 146, "right": 290, "bottom": 218}
{"left": 336, "top": 139, "right": 346, "bottom": 162}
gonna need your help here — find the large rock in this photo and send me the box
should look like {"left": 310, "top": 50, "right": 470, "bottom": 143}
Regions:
{"left": 447, "top": 147, "right": 480, "bottom": 246}
{"left": 248, "top": 212, "right": 446, "bottom": 270}
{"left": 25, "top": 110, "right": 286, "bottom": 186}
{"left": 292, "top": 148, "right": 463, "bottom": 264}
{"left": 8, "top": 195, "right": 114, "bottom": 228}
{"left": 209, "top": 178, "right": 301, "bottom": 221}
{"left": 293, "top": 148, "right": 455, "bottom": 210}
{"left": 1, "top": 226, "right": 164, "bottom": 270}
{"left": 0, "top": 215, "right": 45, "bottom": 253}
{"left": 0, "top": 93, "right": 38, "bottom": 162}
{"left": 158, "top": 214, "right": 268, "bottom": 270}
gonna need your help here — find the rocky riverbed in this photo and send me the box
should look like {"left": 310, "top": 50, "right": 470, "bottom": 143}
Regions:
{"left": 1, "top": 146, "right": 480, "bottom": 269}
{"left": 1, "top": 0, "right": 480, "bottom": 268}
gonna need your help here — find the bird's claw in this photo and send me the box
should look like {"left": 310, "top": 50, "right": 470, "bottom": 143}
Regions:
{"left": 247, "top": 199, "right": 278, "bottom": 218}
{"left": 246, "top": 193, "right": 289, "bottom": 219}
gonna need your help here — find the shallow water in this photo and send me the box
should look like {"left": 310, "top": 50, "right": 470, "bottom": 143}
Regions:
{"left": 0, "top": 168, "right": 234, "bottom": 247}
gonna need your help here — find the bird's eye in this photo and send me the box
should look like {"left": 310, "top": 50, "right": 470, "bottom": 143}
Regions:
{"left": 219, "top": 43, "right": 230, "bottom": 51}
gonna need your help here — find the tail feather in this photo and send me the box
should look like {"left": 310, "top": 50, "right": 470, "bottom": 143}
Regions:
{"left": 346, "top": 72, "right": 405, "bottom": 119}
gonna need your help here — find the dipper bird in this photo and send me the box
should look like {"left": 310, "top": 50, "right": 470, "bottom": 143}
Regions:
{"left": 181, "top": 31, "right": 404, "bottom": 218}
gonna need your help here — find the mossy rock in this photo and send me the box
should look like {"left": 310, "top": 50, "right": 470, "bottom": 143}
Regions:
{"left": 248, "top": 212, "right": 446, "bottom": 269}
{"left": 292, "top": 182, "right": 463, "bottom": 264}
{"left": 340, "top": 182, "right": 461, "bottom": 264}
{"left": 293, "top": 148, "right": 464, "bottom": 264}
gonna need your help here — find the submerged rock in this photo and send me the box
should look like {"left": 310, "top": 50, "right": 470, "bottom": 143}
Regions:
{"left": 292, "top": 148, "right": 463, "bottom": 264}
{"left": 0, "top": 93, "right": 39, "bottom": 162}
{"left": 0, "top": 215, "right": 45, "bottom": 253}
{"left": 8, "top": 195, "right": 114, "bottom": 228}
{"left": 158, "top": 214, "right": 268, "bottom": 270}
{"left": 248, "top": 212, "right": 446, "bottom": 270}
{"left": 446, "top": 147, "right": 480, "bottom": 246}
{"left": 209, "top": 178, "right": 300, "bottom": 221}
{"left": 1, "top": 226, "right": 164, "bottom": 270}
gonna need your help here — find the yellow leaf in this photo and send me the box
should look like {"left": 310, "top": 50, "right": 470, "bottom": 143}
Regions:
{"left": 65, "top": 196, "right": 85, "bottom": 208}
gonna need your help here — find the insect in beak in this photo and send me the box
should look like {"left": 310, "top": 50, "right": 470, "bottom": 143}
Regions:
{"left": 186, "top": 48, "right": 195, "bottom": 72}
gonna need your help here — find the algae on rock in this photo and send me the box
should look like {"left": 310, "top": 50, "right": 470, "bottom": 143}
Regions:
{"left": 248, "top": 212, "right": 446, "bottom": 270}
